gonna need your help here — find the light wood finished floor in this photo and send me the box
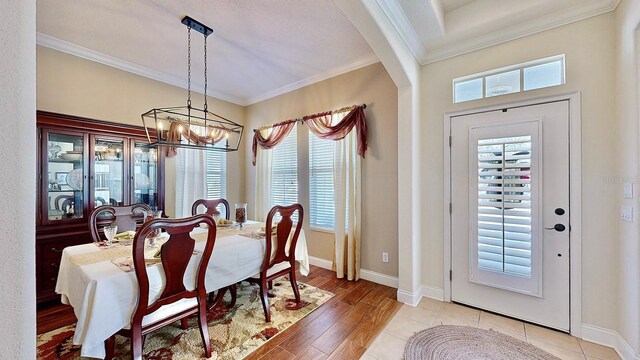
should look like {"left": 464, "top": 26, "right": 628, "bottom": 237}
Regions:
{"left": 36, "top": 265, "right": 401, "bottom": 359}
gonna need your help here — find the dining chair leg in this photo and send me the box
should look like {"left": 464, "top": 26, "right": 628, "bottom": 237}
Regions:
{"left": 181, "top": 318, "right": 188, "bottom": 330}
{"left": 131, "top": 325, "right": 143, "bottom": 360}
{"left": 229, "top": 283, "right": 237, "bottom": 307}
{"left": 197, "top": 299, "right": 212, "bottom": 358}
{"left": 104, "top": 335, "right": 115, "bottom": 360}
{"left": 259, "top": 277, "right": 271, "bottom": 322}
{"left": 289, "top": 269, "right": 301, "bottom": 304}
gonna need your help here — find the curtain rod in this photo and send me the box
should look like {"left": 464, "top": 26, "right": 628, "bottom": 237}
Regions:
{"left": 252, "top": 104, "right": 366, "bottom": 133}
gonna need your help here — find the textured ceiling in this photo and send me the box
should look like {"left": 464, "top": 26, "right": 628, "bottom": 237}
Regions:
{"left": 36, "top": 0, "right": 376, "bottom": 105}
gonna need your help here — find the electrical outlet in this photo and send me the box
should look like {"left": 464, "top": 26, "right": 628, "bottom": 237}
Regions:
{"left": 382, "top": 252, "right": 389, "bottom": 263}
{"left": 621, "top": 205, "right": 634, "bottom": 222}
{"left": 624, "top": 181, "right": 634, "bottom": 199}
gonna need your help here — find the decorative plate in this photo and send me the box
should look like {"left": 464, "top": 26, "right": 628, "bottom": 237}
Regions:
{"left": 65, "top": 169, "right": 83, "bottom": 190}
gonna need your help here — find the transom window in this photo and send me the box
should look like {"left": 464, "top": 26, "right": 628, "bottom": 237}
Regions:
{"left": 454, "top": 55, "right": 565, "bottom": 103}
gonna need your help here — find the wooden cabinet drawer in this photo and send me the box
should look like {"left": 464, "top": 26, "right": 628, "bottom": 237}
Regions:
{"left": 36, "top": 235, "right": 89, "bottom": 302}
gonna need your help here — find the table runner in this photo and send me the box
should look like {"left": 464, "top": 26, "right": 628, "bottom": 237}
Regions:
{"left": 69, "top": 222, "right": 262, "bottom": 267}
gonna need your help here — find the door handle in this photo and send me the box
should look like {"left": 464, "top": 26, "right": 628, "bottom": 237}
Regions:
{"left": 545, "top": 224, "right": 566, "bottom": 232}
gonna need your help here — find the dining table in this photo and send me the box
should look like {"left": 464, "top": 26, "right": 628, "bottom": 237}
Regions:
{"left": 55, "top": 220, "right": 309, "bottom": 359}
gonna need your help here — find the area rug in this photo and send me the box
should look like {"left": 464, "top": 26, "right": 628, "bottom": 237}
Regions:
{"left": 404, "top": 325, "right": 561, "bottom": 360}
{"left": 37, "top": 279, "right": 333, "bottom": 359}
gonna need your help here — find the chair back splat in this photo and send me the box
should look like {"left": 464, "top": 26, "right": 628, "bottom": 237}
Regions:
{"left": 191, "top": 198, "right": 230, "bottom": 220}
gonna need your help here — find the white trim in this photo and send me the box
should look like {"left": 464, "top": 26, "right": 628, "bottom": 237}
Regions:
{"left": 423, "top": 0, "right": 620, "bottom": 64}
{"left": 244, "top": 54, "right": 380, "bottom": 105}
{"left": 36, "top": 32, "right": 380, "bottom": 107}
{"left": 375, "top": 0, "right": 429, "bottom": 63}
{"left": 308, "top": 255, "right": 332, "bottom": 270}
{"left": 443, "top": 91, "right": 582, "bottom": 337}
{"left": 36, "top": 32, "right": 245, "bottom": 106}
{"left": 421, "top": 285, "right": 445, "bottom": 301}
{"left": 396, "top": 289, "right": 421, "bottom": 306}
{"left": 582, "top": 324, "right": 640, "bottom": 360}
{"left": 360, "top": 269, "right": 399, "bottom": 288}
{"left": 307, "top": 255, "right": 399, "bottom": 288}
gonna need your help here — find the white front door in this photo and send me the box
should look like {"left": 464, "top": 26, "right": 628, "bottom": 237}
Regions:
{"left": 450, "top": 100, "right": 570, "bottom": 331}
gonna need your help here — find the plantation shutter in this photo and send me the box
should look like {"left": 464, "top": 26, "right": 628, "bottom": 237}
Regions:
{"left": 271, "top": 124, "right": 298, "bottom": 221}
{"left": 476, "top": 136, "right": 533, "bottom": 278}
{"left": 205, "top": 151, "right": 227, "bottom": 218}
{"left": 309, "top": 132, "right": 335, "bottom": 229}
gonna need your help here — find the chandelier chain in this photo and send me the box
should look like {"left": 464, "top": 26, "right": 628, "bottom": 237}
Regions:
{"left": 203, "top": 35, "right": 208, "bottom": 112}
{"left": 187, "top": 26, "right": 192, "bottom": 108}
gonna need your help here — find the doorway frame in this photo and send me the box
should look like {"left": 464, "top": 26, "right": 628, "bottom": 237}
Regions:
{"left": 443, "top": 92, "right": 582, "bottom": 337}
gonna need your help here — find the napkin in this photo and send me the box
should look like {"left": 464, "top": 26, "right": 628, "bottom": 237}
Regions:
{"left": 114, "top": 231, "right": 136, "bottom": 240}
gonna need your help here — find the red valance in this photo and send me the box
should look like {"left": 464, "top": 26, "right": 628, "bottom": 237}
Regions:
{"left": 251, "top": 105, "right": 367, "bottom": 166}
{"left": 165, "top": 121, "right": 227, "bottom": 158}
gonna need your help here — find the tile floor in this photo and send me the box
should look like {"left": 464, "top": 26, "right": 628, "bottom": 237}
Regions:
{"left": 361, "top": 298, "right": 621, "bottom": 360}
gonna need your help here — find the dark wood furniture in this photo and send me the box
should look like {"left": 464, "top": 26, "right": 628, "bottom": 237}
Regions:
{"left": 253, "top": 204, "right": 304, "bottom": 322}
{"left": 36, "top": 111, "right": 165, "bottom": 304}
{"left": 191, "top": 198, "right": 230, "bottom": 219}
{"left": 105, "top": 215, "right": 216, "bottom": 360}
{"left": 88, "top": 204, "right": 151, "bottom": 243}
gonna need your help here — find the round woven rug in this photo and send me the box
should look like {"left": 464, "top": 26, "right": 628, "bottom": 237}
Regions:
{"left": 404, "top": 325, "right": 561, "bottom": 360}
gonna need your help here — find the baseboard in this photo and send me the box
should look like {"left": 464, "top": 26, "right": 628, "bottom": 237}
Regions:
{"left": 420, "top": 285, "right": 445, "bottom": 301}
{"left": 360, "top": 269, "right": 399, "bottom": 288}
{"left": 307, "top": 256, "right": 399, "bottom": 288}
{"left": 396, "top": 289, "right": 421, "bottom": 306}
{"left": 582, "top": 324, "right": 639, "bottom": 360}
{"left": 308, "top": 256, "right": 332, "bottom": 270}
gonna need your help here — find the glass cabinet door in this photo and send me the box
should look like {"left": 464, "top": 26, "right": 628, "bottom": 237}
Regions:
{"left": 45, "top": 131, "right": 85, "bottom": 222}
{"left": 92, "top": 137, "right": 125, "bottom": 207}
{"left": 133, "top": 142, "right": 158, "bottom": 208}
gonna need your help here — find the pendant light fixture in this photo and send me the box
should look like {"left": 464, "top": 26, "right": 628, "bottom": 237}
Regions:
{"left": 141, "top": 16, "right": 243, "bottom": 153}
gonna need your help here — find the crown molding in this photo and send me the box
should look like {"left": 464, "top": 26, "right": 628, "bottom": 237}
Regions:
{"left": 36, "top": 32, "right": 246, "bottom": 106}
{"left": 244, "top": 54, "right": 380, "bottom": 105}
{"left": 375, "top": 0, "right": 428, "bottom": 64}
{"left": 422, "top": 0, "right": 621, "bottom": 64}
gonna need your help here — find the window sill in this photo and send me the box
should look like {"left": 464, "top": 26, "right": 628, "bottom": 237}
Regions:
{"left": 309, "top": 226, "right": 334, "bottom": 234}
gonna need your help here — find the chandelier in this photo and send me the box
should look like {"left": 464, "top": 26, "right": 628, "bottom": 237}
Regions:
{"left": 141, "top": 16, "right": 243, "bottom": 152}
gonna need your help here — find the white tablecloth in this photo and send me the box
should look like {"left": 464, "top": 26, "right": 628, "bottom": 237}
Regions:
{"left": 55, "top": 222, "right": 309, "bottom": 359}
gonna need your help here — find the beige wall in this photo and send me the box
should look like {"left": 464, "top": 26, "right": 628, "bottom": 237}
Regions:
{"left": 421, "top": 14, "right": 619, "bottom": 330}
{"left": 36, "top": 46, "right": 247, "bottom": 216}
{"left": 614, "top": 0, "right": 640, "bottom": 353}
{"left": 1, "top": 0, "right": 36, "bottom": 357}
{"left": 245, "top": 63, "right": 399, "bottom": 276}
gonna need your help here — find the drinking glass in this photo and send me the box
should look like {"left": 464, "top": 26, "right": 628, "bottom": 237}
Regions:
{"left": 235, "top": 203, "right": 247, "bottom": 228}
{"left": 103, "top": 225, "right": 118, "bottom": 248}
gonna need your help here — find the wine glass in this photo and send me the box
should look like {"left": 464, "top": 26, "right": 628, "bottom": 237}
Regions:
{"left": 103, "top": 225, "right": 118, "bottom": 248}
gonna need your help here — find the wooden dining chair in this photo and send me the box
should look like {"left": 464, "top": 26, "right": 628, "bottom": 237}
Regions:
{"left": 252, "top": 204, "right": 304, "bottom": 322}
{"left": 191, "top": 198, "right": 230, "bottom": 220}
{"left": 105, "top": 214, "right": 216, "bottom": 360}
{"left": 54, "top": 194, "right": 74, "bottom": 211}
{"left": 88, "top": 204, "right": 151, "bottom": 243}
{"left": 191, "top": 198, "right": 237, "bottom": 307}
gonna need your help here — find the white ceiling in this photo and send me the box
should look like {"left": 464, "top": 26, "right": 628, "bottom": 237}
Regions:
{"left": 36, "top": 0, "right": 377, "bottom": 105}
{"left": 36, "top": 0, "right": 620, "bottom": 105}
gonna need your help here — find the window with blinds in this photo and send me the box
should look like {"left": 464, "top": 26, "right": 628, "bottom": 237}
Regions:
{"left": 477, "top": 136, "right": 532, "bottom": 278}
{"left": 205, "top": 151, "right": 227, "bottom": 218}
{"left": 309, "top": 133, "right": 334, "bottom": 230}
{"left": 271, "top": 124, "right": 298, "bottom": 221}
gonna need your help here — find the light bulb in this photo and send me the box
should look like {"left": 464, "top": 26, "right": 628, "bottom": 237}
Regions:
{"left": 178, "top": 124, "right": 183, "bottom": 133}
{"left": 158, "top": 122, "right": 163, "bottom": 130}
{"left": 225, "top": 132, "right": 229, "bottom": 139}
{"left": 210, "top": 130, "right": 216, "bottom": 138}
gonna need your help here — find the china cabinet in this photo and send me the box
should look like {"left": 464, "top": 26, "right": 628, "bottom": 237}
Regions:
{"left": 36, "top": 111, "right": 165, "bottom": 303}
